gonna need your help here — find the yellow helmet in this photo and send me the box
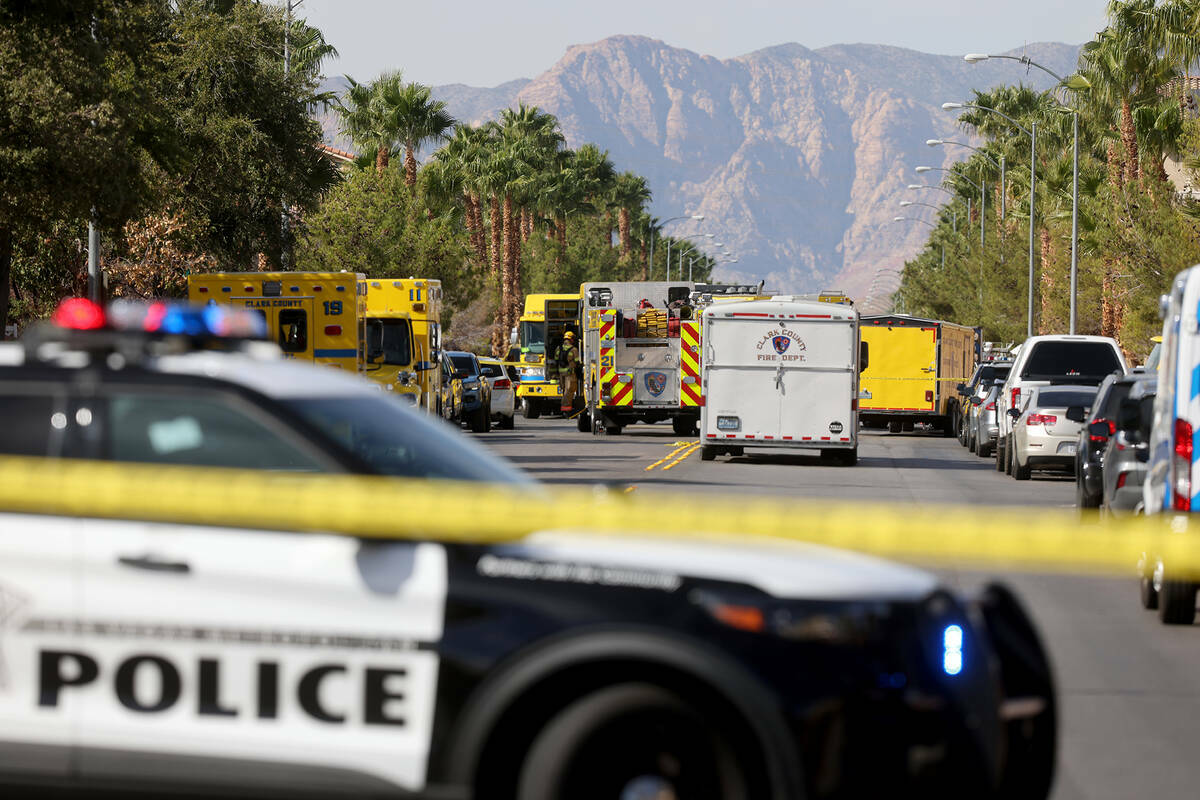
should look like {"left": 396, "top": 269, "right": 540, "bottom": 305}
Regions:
{"left": 564, "top": 330, "right": 576, "bottom": 340}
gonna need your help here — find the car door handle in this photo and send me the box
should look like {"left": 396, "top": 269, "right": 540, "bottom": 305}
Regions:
{"left": 118, "top": 554, "right": 191, "bottom": 574}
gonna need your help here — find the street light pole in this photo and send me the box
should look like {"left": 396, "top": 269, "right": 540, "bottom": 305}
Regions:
{"left": 1070, "top": 111, "right": 1079, "bottom": 333}
{"left": 1028, "top": 122, "right": 1037, "bottom": 338}
{"left": 657, "top": 214, "right": 704, "bottom": 281}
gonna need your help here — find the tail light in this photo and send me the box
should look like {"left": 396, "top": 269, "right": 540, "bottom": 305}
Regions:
{"left": 1089, "top": 418, "right": 1116, "bottom": 444}
{"left": 1026, "top": 414, "right": 1057, "bottom": 426}
{"left": 1011, "top": 388, "right": 1020, "bottom": 409}
{"left": 925, "top": 390, "right": 934, "bottom": 403}
{"left": 494, "top": 379, "right": 511, "bottom": 389}
{"left": 1173, "top": 418, "right": 1192, "bottom": 511}
{"left": 985, "top": 401, "right": 996, "bottom": 411}
{"left": 1116, "top": 471, "right": 1129, "bottom": 490}
{"left": 324, "top": 325, "right": 342, "bottom": 335}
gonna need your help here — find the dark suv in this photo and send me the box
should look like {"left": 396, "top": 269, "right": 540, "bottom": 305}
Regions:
{"left": 1074, "top": 370, "right": 1139, "bottom": 508}
{"left": 447, "top": 351, "right": 493, "bottom": 434}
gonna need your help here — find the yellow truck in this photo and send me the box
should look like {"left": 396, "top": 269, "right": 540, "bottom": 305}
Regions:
{"left": 187, "top": 271, "right": 366, "bottom": 373}
{"left": 859, "top": 314, "right": 979, "bottom": 435}
{"left": 363, "top": 278, "right": 443, "bottom": 411}
{"left": 513, "top": 292, "right": 581, "bottom": 419}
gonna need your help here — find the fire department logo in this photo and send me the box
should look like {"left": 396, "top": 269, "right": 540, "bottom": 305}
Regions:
{"left": 772, "top": 335, "right": 790, "bottom": 355}
{"left": 645, "top": 371, "right": 668, "bottom": 397}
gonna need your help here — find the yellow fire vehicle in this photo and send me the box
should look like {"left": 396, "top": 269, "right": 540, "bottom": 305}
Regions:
{"left": 187, "top": 272, "right": 366, "bottom": 372}
{"left": 858, "top": 314, "right": 979, "bottom": 435}
{"left": 363, "top": 278, "right": 443, "bottom": 411}
{"left": 514, "top": 292, "right": 581, "bottom": 419}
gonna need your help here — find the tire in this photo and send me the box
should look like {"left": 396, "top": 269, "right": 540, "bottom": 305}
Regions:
{"left": 729, "top": 446, "right": 744, "bottom": 457}
{"left": 995, "top": 436, "right": 1006, "bottom": 471}
{"left": 1157, "top": 578, "right": 1196, "bottom": 625}
{"left": 822, "top": 447, "right": 857, "bottom": 466}
{"left": 967, "top": 429, "right": 977, "bottom": 453}
{"left": 576, "top": 409, "right": 590, "bottom": 433}
{"left": 977, "top": 443, "right": 991, "bottom": 459}
{"left": 1076, "top": 476, "right": 1100, "bottom": 509}
{"left": 1140, "top": 576, "right": 1160, "bottom": 610}
{"left": 1013, "top": 447, "right": 1031, "bottom": 480}
{"left": 888, "top": 420, "right": 902, "bottom": 434}
{"left": 672, "top": 416, "right": 698, "bottom": 436}
{"left": 700, "top": 446, "right": 717, "bottom": 462}
{"left": 605, "top": 425, "right": 623, "bottom": 436}
{"left": 470, "top": 405, "right": 490, "bottom": 433}
{"left": 515, "top": 683, "right": 749, "bottom": 800}
{"left": 1005, "top": 437, "right": 1015, "bottom": 476}
{"left": 499, "top": 413, "right": 515, "bottom": 430}
{"left": 522, "top": 400, "right": 541, "bottom": 420}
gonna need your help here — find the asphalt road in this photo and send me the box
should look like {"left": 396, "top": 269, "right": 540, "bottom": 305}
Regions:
{"left": 480, "top": 414, "right": 1200, "bottom": 800}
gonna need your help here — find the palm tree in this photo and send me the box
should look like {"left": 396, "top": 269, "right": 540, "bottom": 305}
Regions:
{"left": 611, "top": 172, "right": 652, "bottom": 260}
{"left": 572, "top": 144, "right": 617, "bottom": 246}
{"left": 336, "top": 71, "right": 404, "bottom": 174}
{"left": 381, "top": 81, "right": 456, "bottom": 187}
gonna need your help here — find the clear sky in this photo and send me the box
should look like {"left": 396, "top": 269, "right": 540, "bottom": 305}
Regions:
{"left": 297, "top": 0, "right": 1109, "bottom": 87}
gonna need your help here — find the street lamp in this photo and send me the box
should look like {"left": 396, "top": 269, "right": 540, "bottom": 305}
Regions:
{"left": 926, "top": 138, "right": 1003, "bottom": 171}
{"left": 900, "top": 200, "right": 943, "bottom": 213}
{"left": 893, "top": 216, "right": 937, "bottom": 228}
{"left": 656, "top": 214, "right": 704, "bottom": 281}
{"left": 943, "top": 100, "right": 1037, "bottom": 337}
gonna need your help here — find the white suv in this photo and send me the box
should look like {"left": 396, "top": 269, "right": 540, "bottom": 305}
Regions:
{"left": 479, "top": 356, "right": 516, "bottom": 429}
{"left": 995, "top": 335, "right": 1126, "bottom": 474}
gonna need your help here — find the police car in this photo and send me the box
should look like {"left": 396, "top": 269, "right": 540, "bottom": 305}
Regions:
{"left": 0, "top": 302, "right": 1057, "bottom": 798}
{"left": 0, "top": 299, "right": 526, "bottom": 484}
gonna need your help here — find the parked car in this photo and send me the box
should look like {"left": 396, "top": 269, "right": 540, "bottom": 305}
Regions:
{"left": 1101, "top": 377, "right": 1156, "bottom": 514}
{"left": 996, "top": 335, "right": 1127, "bottom": 474}
{"left": 479, "top": 356, "right": 516, "bottom": 429}
{"left": 1074, "top": 371, "right": 1140, "bottom": 508}
{"left": 439, "top": 350, "right": 464, "bottom": 424}
{"left": 957, "top": 362, "right": 1011, "bottom": 453}
{"left": 967, "top": 379, "right": 1004, "bottom": 458}
{"left": 447, "top": 351, "right": 493, "bottom": 433}
{"left": 1007, "top": 384, "right": 1099, "bottom": 480}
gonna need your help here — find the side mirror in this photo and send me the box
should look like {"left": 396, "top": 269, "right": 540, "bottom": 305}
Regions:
{"left": 859, "top": 341, "right": 869, "bottom": 372}
{"left": 1088, "top": 420, "right": 1111, "bottom": 439}
{"left": 1007, "top": 408, "right": 1021, "bottom": 420}
{"left": 970, "top": 396, "right": 983, "bottom": 406}
{"left": 1116, "top": 397, "right": 1140, "bottom": 432}
{"left": 1064, "top": 405, "right": 1087, "bottom": 423}
{"left": 955, "top": 383, "right": 968, "bottom": 395}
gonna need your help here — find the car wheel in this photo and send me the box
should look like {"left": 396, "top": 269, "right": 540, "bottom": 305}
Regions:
{"left": 1140, "top": 576, "right": 1160, "bottom": 610}
{"left": 522, "top": 401, "right": 541, "bottom": 420}
{"left": 967, "top": 430, "right": 977, "bottom": 453}
{"left": 700, "top": 446, "right": 717, "bottom": 462}
{"left": 499, "top": 413, "right": 515, "bottom": 430}
{"left": 515, "top": 683, "right": 749, "bottom": 800}
{"left": 470, "top": 405, "right": 490, "bottom": 433}
{"left": 978, "top": 442, "right": 991, "bottom": 459}
{"left": 1014, "top": 448, "right": 1031, "bottom": 480}
{"left": 1005, "top": 437, "right": 1015, "bottom": 476}
{"left": 1157, "top": 577, "right": 1196, "bottom": 625}
{"left": 1076, "top": 477, "right": 1100, "bottom": 509}
{"left": 995, "top": 437, "right": 1006, "bottom": 471}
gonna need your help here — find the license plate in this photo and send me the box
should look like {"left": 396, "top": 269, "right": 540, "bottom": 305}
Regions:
{"left": 717, "top": 416, "right": 740, "bottom": 431}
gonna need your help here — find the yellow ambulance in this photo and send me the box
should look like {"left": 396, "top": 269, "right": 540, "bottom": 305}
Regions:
{"left": 187, "top": 272, "right": 366, "bottom": 372}
{"left": 514, "top": 292, "right": 581, "bottom": 419}
{"left": 362, "top": 278, "right": 443, "bottom": 411}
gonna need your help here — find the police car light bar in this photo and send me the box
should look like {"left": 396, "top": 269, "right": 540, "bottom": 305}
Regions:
{"left": 50, "top": 297, "right": 268, "bottom": 340}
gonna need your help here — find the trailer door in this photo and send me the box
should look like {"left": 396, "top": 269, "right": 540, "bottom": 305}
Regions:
{"left": 860, "top": 324, "right": 937, "bottom": 413}
{"left": 777, "top": 319, "right": 856, "bottom": 443}
{"left": 703, "top": 316, "right": 786, "bottom": 439}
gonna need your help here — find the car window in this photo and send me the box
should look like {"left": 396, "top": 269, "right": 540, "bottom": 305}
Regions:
{"left": 106, "top": 393, "right": 327, "bottom": 471}
{"left": 1035, "top": 388, "right": 1097, "bottom": 408}
{"left": 1098, "top": 381, "right": 1134, "bottom": 420}
{"left": 286, "top": 396, "right": 532, "bottom": 483}
{"left": 450, "top": 354, "right": 477, "bottom": 374}
{"left": 278, "top": 309, "right": 308, "bottom": 353}
{"left": 479, "top": 363, "right": 502, "bottom": 378}
{"left": 1021, "top": 342, "right": 1122, "bottom": 379}
{"left": 0, "top": 392, "right": 60, "bottom": 457}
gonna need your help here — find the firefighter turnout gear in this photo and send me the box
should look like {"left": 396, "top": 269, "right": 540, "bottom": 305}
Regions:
{"left": 557, "top": 332, "right": 580, "bottom": 412}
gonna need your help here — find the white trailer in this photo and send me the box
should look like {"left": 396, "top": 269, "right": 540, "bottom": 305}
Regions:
{"left": 700, "top": 297, "right": 865, "bottom": 465}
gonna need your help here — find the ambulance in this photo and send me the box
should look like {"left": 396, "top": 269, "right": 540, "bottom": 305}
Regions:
{"left": 363, "top": 277, "right": 443, "bottom": 410}
{"left": 579, "top": 280, "right": 700, "bottom": 436}
{"left": 513, "top": 292, "right": 581, "bottom": 419}
{"left": 700, "top": 297, "right": 865, "bottom": 465}
{"left": 187, "top": 272, "right": 366, "bottom": 373}
{"left": 858, "top": 315, "right": 978, "bottom": 436}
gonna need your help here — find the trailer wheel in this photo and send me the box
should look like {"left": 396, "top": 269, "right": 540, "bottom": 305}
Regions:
{"left": 672, "top": 417, "right": 698, "bottom": 436}
{"left": 888, "top": 421, "right": 902, "bottom": 434}
{"left": 700, "top": 446, "right": 716, "bottom": 462}
{"left": 822, "top": 448, "right": 858, "bottom": 467}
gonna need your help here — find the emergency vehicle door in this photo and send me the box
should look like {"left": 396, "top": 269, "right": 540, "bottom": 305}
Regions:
{"left": 703, "top": 318, "right": 783, "bottom": 438}
{"left": 776, "top": 321, "right": 856, "bottom": 441}
{"left": 74, "top": 519, "right": 446, "bottom": 793}
{"left": 233, "top": 296, "right": 316, "bottom": 363}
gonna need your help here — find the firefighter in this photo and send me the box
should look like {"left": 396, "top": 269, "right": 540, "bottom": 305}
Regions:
{"left": 556, "top": 329, "right": 579, "bottom": 413}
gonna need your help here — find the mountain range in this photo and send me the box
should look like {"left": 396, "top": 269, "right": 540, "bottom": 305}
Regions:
{"left": 320, "top": 36, "right": 1080, "bottom": 300}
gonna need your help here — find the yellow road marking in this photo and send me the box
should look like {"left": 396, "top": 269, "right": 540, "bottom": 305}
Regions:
{"left": 645, "top": 443, "right": 692, "bottom": 471}
{"left": 661, "top": 443, "right": 701, "bottom": 471}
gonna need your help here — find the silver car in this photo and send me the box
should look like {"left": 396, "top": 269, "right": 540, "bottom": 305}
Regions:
{"left": 1101, "top": 377, "right": 1156, "bottom": 514}
{"left": 478, "top": 356, "right": 516, "bottom": 429}
{"left": 968, "top": 379, "right": 1005, "bottom": 458}
{"left": 1008, "top": 385, "right": 1099, "bottom": 480}
{"left": 957, "top": 363, "right": 1011, "bottom": 455}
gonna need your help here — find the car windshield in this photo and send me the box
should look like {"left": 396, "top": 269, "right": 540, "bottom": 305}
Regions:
{"left": 520, "top": 321, "right": 545, "bottom": 354}
{"left": 367, "top": 319, "right": 412, "bottom": 366}
{"left": 974, "top": 364, "right": 1010, "bottom": 390}
{"left": 479, "top": 361, "right": 502, "bottom": 378}
{"left": 1021, "top": 342, "right": 1122, "bottom": 379}
{"left": 285, "top": 395, "right": 532, "bottom": 484}
{"left": 450, "top": 354, "right": 478, "bottom": 375}
{"left": 1035, "top": 388, "right": 1098, "bottom": 409}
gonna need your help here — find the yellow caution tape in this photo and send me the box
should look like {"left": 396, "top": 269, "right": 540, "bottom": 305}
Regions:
{"left": 2, "top": 456, "right": 1199, "bottom": 579}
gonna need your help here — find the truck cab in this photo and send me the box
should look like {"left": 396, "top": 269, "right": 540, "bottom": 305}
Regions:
{"left": 514, "top": 293, "right": 581, "bottom": 419}
{"left": 187, "top": 272, "right": 366, "bottom": 373}
{"left": 363, "top": 278, "right": 443, "bottom": 412}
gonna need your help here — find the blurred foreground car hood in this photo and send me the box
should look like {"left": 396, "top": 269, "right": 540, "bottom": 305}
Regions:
{"left": 489, "top": 531, "right": 939, "bottom": 601}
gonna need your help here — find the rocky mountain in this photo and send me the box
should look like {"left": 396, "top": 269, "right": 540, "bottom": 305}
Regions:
{"left": 321, "top": 37, "right": 1079, "bottom": 298}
